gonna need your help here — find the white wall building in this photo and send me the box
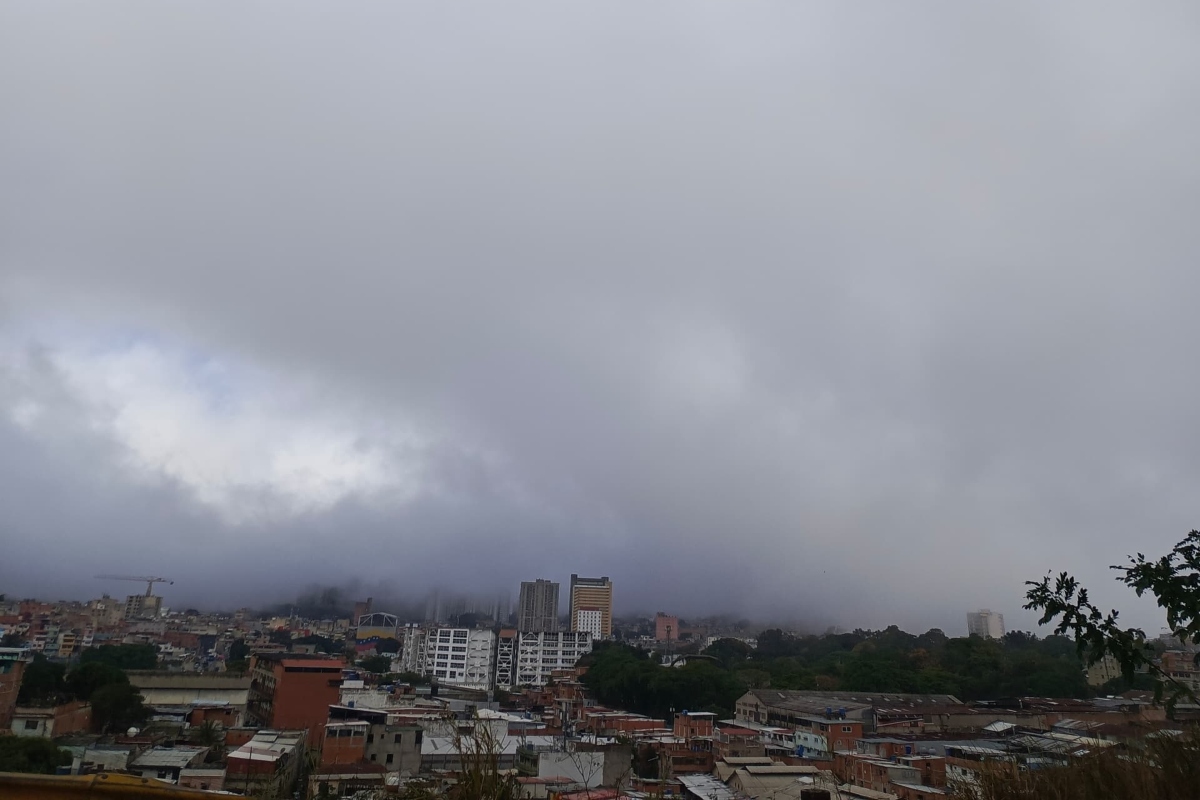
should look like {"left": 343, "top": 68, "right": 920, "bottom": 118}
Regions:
{"left": 512, "top": 632, "right": 592, "bottom": 688}
{"left": 425, "top": 628, "right": 496, "bottom": 690}
{"left": 573, "top": 610, "right": 603, "bottom": 640}
{"left": 967, "top": 610, "right": 1006, "bottom": 639}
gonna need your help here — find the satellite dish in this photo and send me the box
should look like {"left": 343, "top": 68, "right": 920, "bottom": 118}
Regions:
{"left": 127, "top": 727, "right": 140, "bottom": 737}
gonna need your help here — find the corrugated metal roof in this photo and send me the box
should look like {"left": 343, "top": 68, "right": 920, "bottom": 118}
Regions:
{"left": 132, "top": 746, "right": 207, "bottom": 769}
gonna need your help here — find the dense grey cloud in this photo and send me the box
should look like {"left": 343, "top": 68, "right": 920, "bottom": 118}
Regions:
{"left": 2, "top": 3, "right": 1199, "bottom": 634}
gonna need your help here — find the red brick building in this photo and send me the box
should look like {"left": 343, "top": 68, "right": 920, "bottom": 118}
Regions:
{"left": 673, "top": 710, "right": 715, "bottom": 740}
{"left": 0, "top": 649, "right": 26, "bottom": 731}
{"left": 246, "top": 654, "right": 344, "bottom": 732}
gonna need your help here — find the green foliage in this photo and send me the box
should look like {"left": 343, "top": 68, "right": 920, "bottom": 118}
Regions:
{"left": 358, "top": 654, "right": 392, "bottom": 674}
{"left": 704, "top": 638, "right": 754, "bottom": 668}
{"left": 80, "top": 643, "right": 158, "bottom": 670}
{"left": 293, "top": 633, "right": 348, "bottom": 654}
{"left": 229, "top": 638, "right": 251, "bottom": 661}
{"left": 226, "top": 658, "right": 250, "bottom": 674}
{"left": 384, "top": 671, "right": 429, "bottom": 685}
{"left": 90, "top": 682, "right": 149, "bottom": 733}
{"left": 374, "top": 637, "right": 401, "bottom": 654}
{"left": 189, "top": 719, "right": 228, "bottom": 760}
{"left": 16, "top": 655, "right": 68, "bottom": 706}
{"left": 586, "top": 627, "right": 1090, "bottom": 719}
{"left": 0, "top": 737, "right": 72, "bottom": 774}
{"left": 65, "top": 661, "right": 129, "bottom": 701}
{"left": 580, "top": 643, "right": 744, "bottom": 719}
{"left": 268, "top": 629, "right": 293, "bottom": 646}
{"left": 1025, "top": 528, "right": 1200, "bottom": 708}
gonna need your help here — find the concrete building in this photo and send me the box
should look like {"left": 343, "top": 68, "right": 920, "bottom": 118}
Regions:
{"left": 130, "top": 746, "right": 209, "bottom": 784}
{"left": 495, "top": 628, "right": 518, "bottom": 690}
{"left": 510, "top": 632, "right": 593, "bottom": 688}
{"left": 655, "top": 613, "right": 679, "bottom": 642}
{"left": 124, "top": 594, "right": 163, "bottom": 621}
{"left": 128, "top": 672, "right": 250, "bottom": 709}
{"left": 518, "top": 580, "right": 560, "bottom": 633}
{"left": 226, "top": 729, "right": 306, "bottom": 798}
{"left": 322, "top": 705, "right": 424, "bottom": 776}
{"left": 246, "top": 654, "right": 344, "bottom": 732}
{"left": 424, "top": 628, "right": 496, "bottom": 690}
{"left": 966, "top": 610, "right": 1005, "bottom": 640}
{"left": 569, "top": 575, "right": 612, "bottom": 639}
{"left": 10, "top": 701, "right": 91, "bottom": 738}
{"left": 396, "top": 624, "right": 427, "bottom": 675}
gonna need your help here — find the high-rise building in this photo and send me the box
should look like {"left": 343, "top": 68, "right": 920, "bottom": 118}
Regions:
{"left": 423, "top": 628, "right": 496, "bottom": 690}
{"left": 655, "top": 612, "right": 679, "bottom": 642}
{"left": 512, "top": 632, "right": 593, "bottom": 688}
{"left": 967, "top": 609, "right": 1005, "bottom": 639}
{"left": 569, "top": 575, "right": 613, "bottom": 639}
{"left": 517, "top": 580, "right": 560, "bottom": 633}
{"left": 246, "top": 653, "right": 345, "bottom": 731}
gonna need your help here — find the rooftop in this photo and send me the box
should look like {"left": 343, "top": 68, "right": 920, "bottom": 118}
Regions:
{"left": 131, "top": 746, "right": 208, "bottom": 769}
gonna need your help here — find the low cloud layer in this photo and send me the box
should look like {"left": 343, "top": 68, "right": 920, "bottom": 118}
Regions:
{"left": 2, "top": 3, "right": 1199, "bottom": 634}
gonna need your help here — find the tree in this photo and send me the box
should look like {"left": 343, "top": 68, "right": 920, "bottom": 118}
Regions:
{"left": 358, "top": 655, "right": 392, "bottom": 674}
{"left": 16, "top": 656, "right": 67, "bottom": 706}
{"left": 90, "top": 682, "right": 149, "bottom": 733}
{"left": 0, "top": 737, "right": 72, "bottom": 774}
{"left": 1, "top": 631, "right": 25, "bottom": 647}
{"left": 1025, "top": 528, "right": 1200, "bottom": 707}
{"left": 703, "top": 638, "right": 753, "bottom": 668}
{"left": 229, "top": 638, "right": 250, "bottom": 661}
{"left": 190, "top": 719, "right": 227, "bottom": 761}
{"left": 80, "top": 644, "right": 158, "bottom": 670}
{"left": 65, "top": 662, "right": 129, "bottom": 701}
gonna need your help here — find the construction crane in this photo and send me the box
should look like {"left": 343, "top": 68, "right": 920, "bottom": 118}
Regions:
{"left": 95, "top": 574, "right": 173, "bottom": 597}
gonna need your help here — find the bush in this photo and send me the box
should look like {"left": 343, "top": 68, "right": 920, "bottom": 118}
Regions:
{"left": 0, "top": 738, "right": 72, "bottom": 774}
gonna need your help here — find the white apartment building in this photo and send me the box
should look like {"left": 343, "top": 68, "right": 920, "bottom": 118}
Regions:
{"left": 512, "top": 631, "right": 592, "bottom": 688}
{"left": 425, "top": 628, "right": 496, "bottom": 690}
{"left": 574, "top": 609, "right": 604, "bottom": 640}
{"left": 967, "top": 609, "right": 1006, "bottom": 639}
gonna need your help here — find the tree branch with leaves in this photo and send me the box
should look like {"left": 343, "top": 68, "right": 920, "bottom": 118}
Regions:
{"left": 1025, "top": 528, "right": 1200, "bottom": 709}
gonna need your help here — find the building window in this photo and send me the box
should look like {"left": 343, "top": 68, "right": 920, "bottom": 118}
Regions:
{"left": 843, "top": 726, "right": 853, "bottom": 732}
{"left": 23, "top": 720, "right": 38, "bottom": 730}
{"left": 414, "top": 731, "right": 422, "bottom": 744}
{"left": 367, "top": 733, "right": 374, "bottom": 743}
{"left": 394, "top": 733, "right": 402, "bottom": 744}
{"left": 386, "top": 753, "right": 394, "bottom": 764}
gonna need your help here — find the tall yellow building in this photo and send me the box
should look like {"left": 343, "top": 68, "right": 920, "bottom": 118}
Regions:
{"left": 569, "top": 575, "right": 612, "bottom": 639}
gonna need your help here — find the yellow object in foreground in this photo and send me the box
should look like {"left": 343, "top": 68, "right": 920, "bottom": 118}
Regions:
{"left": 0, "top": 772, "right": 224, "bottom": 799}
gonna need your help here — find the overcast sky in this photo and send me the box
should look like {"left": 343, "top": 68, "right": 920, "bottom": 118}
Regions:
{"left": 2, "top": 3, "right": 1198, "bottom": 635}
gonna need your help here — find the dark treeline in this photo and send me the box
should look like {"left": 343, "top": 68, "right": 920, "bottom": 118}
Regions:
{"left": 581, "top": 627, "right": 1147, "bottom": 721}
{"left": 17, "top": 644, "right": 152, "bottom": 734}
